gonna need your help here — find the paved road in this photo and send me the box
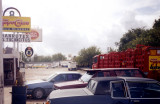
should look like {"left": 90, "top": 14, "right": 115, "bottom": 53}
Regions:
{"left": 4, "top": 67, "right": 86, "bottom": 104}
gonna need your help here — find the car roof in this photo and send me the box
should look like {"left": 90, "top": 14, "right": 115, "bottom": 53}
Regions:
{"left": 55, "top": 71, "right": 81, "bottom": 75}
{"left": 91, "top": 77, "right": 157, "bottom": 82}
{"left": 84, "top": 68, "right": 140, "bottom": 71}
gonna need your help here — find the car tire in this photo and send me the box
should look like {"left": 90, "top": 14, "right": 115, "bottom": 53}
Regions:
{"left": 32, "top": 88, "right": 44, "bottom": 99}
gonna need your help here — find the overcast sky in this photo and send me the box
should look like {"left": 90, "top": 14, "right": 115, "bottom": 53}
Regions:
{"left": 3, "top": 0, "right": 160, "bottom": 57}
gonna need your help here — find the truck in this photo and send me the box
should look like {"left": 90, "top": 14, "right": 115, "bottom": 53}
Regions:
{"left": 68, "top": 62, "right": 77, "bottom": 71}
{"left": 92, "top": 44, "right": 160, "bottom": 81}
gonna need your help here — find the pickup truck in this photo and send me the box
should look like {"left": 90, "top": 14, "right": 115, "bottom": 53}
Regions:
{"left": 46, "top": 77, "right": 160, "bottom": 104}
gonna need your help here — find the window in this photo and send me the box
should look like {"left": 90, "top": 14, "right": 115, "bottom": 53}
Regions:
{"left": 97, "top": 72, "right": 104, "bottom": 77}
{"left": 80, "top": 72, "right": 95, "bottom": 82}
{"left": 100, "top": 56, "right": 104, "bottom": 59}
{"left": 112, "top": 81, "right": 126, "bottom": 97}
{"left": 67, "top": 74, "right": 73, "bottom": 81}
{"left": 72, "top": 74, "right": 81, "bottom": 80}
{"left": 93, "top": 57, "right": 98, "bottom": 63}
{"left": 54, "top": 74, "right": 66, "bottom": 82}
{"left": 96, "top": 71, "right": 110, "bottom": 77}
{"left": 114, "top": 70, "right": 143, "bottom": 77}
{"left": 128, "top": 81, "right": 160, "bottom": 98}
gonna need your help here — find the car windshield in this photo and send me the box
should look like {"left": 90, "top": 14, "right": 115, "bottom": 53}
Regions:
{"left": 80, "top": 72, "right": 94, "bottom": 82}
{"left": 127, "top": 81, "right": 160, "bottom": 98}
{"left": 43, "top": 74, "right": 57, "bottom": 82}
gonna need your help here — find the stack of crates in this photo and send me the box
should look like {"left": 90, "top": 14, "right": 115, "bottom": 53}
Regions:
{"left": 120, "top": 52, "right": 126, "bottom": 68}
{"left": 103, "top": 54, "right": 109, "bottom": 68}
{"left": 125, "top": 48, "right": 135, "bottom": 68}
{"left": 108, "top": 52, "right": 116, "bottom": 68}
{"left": 114, "top": 52, "right": 121, "bottom": 68}
{"left": 135, "top": 45, "right": 145, "bottom": 71}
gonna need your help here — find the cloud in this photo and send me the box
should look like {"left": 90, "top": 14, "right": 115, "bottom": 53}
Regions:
{"left": 120, "top": 11, "right": 147, "bottom": 30}
{"left": 3, "top": 0, "right": 160, "bottom": 56}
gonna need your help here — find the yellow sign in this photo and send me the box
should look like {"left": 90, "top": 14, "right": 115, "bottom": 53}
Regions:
{"left": 149, "top": 56, "right": 160, "bottom": 70}
{"left": 2, "top": 16, "right": 31, "bottom": 32}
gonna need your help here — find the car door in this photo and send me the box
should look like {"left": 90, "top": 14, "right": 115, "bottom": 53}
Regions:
{"left": 54, "top": 74, "right": 67, "bottom": 83}
{"left": 110, "top": 80, "right": 130, "bottom": 104}
{"left": 66, "top": 74, "right": 81, "bottom": 81}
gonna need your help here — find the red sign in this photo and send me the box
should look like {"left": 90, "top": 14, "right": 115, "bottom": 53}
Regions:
{"left": 26, "top": 28, "right": 42, "bottom": 42}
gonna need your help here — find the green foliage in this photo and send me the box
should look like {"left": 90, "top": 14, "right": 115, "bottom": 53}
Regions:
{"left": 31, "top": 53, "right": 66, "bottom": 62}
{"left": 117, "top": 17, "right": 160, "bottom": 51}
{"left": 75, "top": 46, "right": 101, "bottom": 67}
{"left": 118, "top": 28, "right": 146, "bottom": 51}
{"left": 52, "top": 53, "right": 66, "bottom": 61}
{"left": 21, "top": 52, "right": 28, "bottom": 62}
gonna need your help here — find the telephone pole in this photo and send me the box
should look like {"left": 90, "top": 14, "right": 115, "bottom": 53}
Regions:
{"left": 0, "top": 0, "right": 4, "bottom": 103}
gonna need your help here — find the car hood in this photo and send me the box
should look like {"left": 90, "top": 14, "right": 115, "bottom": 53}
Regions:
{"left": 47, "top": 88, "right": 108, "bottom": 104}
{"left": 48, "top": 88, "right": 92, "bottom": 99}
{"left": 54, "top": 80, "right": 87, "bottom": 89}
{"left": 25, "top": 79, "right": 53, "bottom": 89}
{"left": 25, "top": 79, "right": 46, "bottom": 85}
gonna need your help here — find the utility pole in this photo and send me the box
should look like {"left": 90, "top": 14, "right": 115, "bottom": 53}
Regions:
{"left": 0, "top": 0, "right": 4, "bottom": 103}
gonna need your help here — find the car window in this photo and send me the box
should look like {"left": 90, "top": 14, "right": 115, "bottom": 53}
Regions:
{"left": 46, "top": 74, "right": 57, "bottom": 82}
{"left": 95, "top": 81, "right": 110, "bottom": 95}
{"left": 96, "top": 71, "right": 110, "bottom": 77}
{"left": 87, "top": 80, "right": 97, "bottom": 93}
{"left": 66, "top": 74, "right": 81, "bottom": 81}
{"left": 54, "top": 74, "right": 66, "bottom": 82}
{"left": 80, "top": 72, "right": 95, "bottom": 82}
{"left": 128, "top": 81, "right": 160, "bottom": 98}
{"left": 72, "top": 74, "right": 81, "bottom": 80}
{"left": 66, "top": 74, "right": 73, "bottom": 81}
{"left": 111, "top": 81, "right": 126, "bottom": 97}
{"left": 114, "top": 70, "right": 143, "bottom": 77}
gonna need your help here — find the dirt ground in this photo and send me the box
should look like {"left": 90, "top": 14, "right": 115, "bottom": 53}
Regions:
{"left": 4, "top": 67, "right": 85, "bottom": 104}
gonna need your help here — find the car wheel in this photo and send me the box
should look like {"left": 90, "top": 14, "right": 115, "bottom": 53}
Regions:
{"left": 32, "top": 88, "right": 44, "bottom": 99}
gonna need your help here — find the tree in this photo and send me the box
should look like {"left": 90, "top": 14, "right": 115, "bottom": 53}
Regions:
{"left": 118, "top": 28, "right": 146, "bottom": 51}
{"left": 21, "top": 52, "right": 28, "bottom": 62}
{"left": 117, "top": 17, "right": 160, "bottom": 51}
{"left": 52, "top": 53, "right": 67, "bottom": 61}
{"left": 75, "top": 46, "right": 101, "bottom": 68}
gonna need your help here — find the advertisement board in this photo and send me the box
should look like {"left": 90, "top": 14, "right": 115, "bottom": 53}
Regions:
{"left": 25, "top": 28, "right": 42, "bottom": 42}
{"left": 2, "top": 16, "right": 31, "bottom": 32}
{"left": 2, "top": 33, "right": 31, "bottom": 42}
{"left": 149, "top": 56, "right": 160, "bottom": 70}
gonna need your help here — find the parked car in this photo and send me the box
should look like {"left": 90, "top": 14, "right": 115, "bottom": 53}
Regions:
{"left": 46, "top": 77, "right": 160, "bottom": 104}
{"left": 54, "top": 68, "right": 146, "bottom": 89}
{"left": 25, "top": 72, "right": 82, "bottom": 99}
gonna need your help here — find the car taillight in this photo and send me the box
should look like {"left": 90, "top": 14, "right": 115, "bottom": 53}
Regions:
{"left": 46, "top": 100, "right": 50, "bottom": 104}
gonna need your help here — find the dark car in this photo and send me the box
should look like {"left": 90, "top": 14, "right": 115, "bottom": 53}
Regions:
{"left": 46, "top": 77, "right": 160, "bottom": 104}
{"left": 54, "top": 68, "right": 146, "bottom": 89}
{"left": 25, "top": 72, "right": 81, "bottom": 99}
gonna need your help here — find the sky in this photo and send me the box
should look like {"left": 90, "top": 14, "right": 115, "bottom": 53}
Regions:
{"left": 2, "top": 0, "right": 160, "bottom": 57}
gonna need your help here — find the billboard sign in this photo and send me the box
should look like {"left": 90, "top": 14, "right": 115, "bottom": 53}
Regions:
{"left": 2, "top": 16, "right": 31, "bottom": 32}
{"left": 2, "top": 33, "right": 31, "bottom": 42}
{"left": 26, "top": 28, "right": 42, "bottom": 42}
{"left": 149, "top": 56, "right": 160, "bottom": 70}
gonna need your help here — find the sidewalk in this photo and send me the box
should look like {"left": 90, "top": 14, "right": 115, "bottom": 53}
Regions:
{"left": 4, "top": 86, "right": 45, "bottom": 104}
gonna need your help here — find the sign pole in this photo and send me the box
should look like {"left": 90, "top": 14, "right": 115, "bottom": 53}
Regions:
{"left": 0, "top": 0, "right": 4, "bottom": 103}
